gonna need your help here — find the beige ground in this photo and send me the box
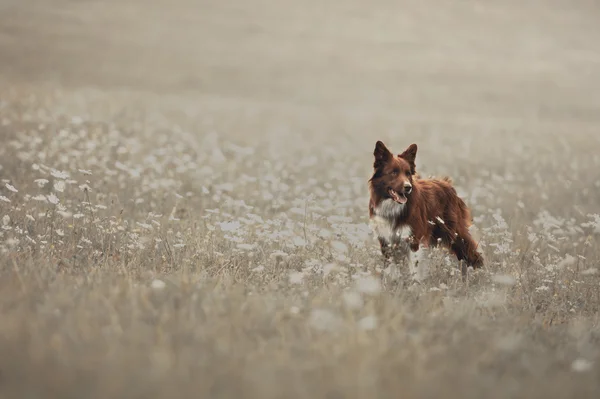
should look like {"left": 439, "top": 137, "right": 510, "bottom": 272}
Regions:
{"left": 1, "top": 0, "right": 600, "bottom": 398}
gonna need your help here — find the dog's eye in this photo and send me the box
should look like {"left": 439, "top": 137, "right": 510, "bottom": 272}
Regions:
{"left": 390, "top": 169, "right": 399, "bottom": 176}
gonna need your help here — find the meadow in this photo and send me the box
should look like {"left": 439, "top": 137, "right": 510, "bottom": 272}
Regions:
{"left": 1, "top": 1, "right": 600, "bottom": 398}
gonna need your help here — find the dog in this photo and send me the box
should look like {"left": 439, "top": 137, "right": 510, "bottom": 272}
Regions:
{"left": 368, "top": 140, "right": 483, "bottom": 278}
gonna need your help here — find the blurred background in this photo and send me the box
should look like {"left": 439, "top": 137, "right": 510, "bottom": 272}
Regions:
{"left": 1, "top": 0, "right": 599, "bottom": 134}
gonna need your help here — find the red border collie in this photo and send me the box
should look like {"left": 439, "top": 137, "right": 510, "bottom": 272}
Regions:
{"left": 368, "top": 140, "right": 483, "bottom": 276}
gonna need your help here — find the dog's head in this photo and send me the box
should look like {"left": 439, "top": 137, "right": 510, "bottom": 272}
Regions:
{"left": 370, "top": 141, "right": 417, "bottom": 205}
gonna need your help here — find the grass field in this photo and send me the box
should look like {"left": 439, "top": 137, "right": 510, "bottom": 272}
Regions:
{"left": 1, "top": 1, "right": 600, "bottom": 398}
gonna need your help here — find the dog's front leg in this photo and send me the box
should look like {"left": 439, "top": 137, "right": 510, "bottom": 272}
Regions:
{"left": 405, "top": 226, "right": 426, "bottom": 253}
{"left": 379, "top": 232, "right": 409, "bottom": 284}
{"left": 378, "top": 236, "right": 393, "bottom": 261}
{"left": 378, "top": 236, "right": 403, "bottom": 284}
{"left": 390, "top": 233, "right": 411, "bottom": 267}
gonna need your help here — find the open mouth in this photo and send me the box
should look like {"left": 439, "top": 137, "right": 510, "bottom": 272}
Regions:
{"left": 388, "top": 188, "right": 408, "bottom": 204}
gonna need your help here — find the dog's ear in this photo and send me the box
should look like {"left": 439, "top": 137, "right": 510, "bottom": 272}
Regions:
{"left": 399, "top": 143, "right": 418, "bottom": 173}
{"left": 374, "top": 140, "right": 393, "bottom": 169}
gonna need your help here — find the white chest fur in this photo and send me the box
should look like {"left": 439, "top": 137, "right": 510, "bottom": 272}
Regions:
{"left": 369, "top": 199, "right": 411, "bottom": 243}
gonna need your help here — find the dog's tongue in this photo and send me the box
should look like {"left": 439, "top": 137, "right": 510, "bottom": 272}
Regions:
{"left": 389, "top": 189, "right": 407, "bottom": 204}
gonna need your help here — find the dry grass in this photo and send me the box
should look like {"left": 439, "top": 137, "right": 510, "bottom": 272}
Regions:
{"left": 1, "top": 1, "right": 600, "bottom": 398}
{"left": 1, "top": 85, "right": 599, "bottom": 399}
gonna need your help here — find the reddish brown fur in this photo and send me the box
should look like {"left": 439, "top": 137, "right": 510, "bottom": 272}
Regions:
{"left": 368, "top": 141, "right": 483, "bottom": 273}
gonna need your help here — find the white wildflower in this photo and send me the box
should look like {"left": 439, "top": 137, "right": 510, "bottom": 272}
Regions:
{"left": 50, "top": 170, "right": 70, "bottom": 180}
{"left": 34, "top": 179, "right": 49, "bottom": 188}
{"left": 73, "top": 213, "right": 85, "bottom": 219}
{"left": 581, "top": 268, "right": 598, "bottom": 276}
{"left": 78, "top": 169, "right": 92, "bottom": 175}
{"left": 47, "top": 193, "right": 59, "bottom": 205}
{"left": 342, "top": 290, "right": 364, "bottom": 310}
{"left": 246, "top": 213, "right": 264, "bottom": 224}
{"left": 581, "top": 214, "right": 600, "bottom": 234}
{"left": 557, "top": 254, "right": 576, "bottom": 269}
{"left": 5, "top": 183, "right": 18, "bottom": 193}
{"left": 56, "top": 229, "right": 64, "bottom": 237}
{"left": 2, "top": 215, "right": 10, "bottom": 226}
{"left": 289, "top": 271, "right": 304, "bottom": 285}
{"left": 477, "top": 291, "right": 507, "bottom": 308}
{"left": 218, "top": 220, "right": 240, "bottom": 232}
{"left": 571, "top": 358, "right": 593, "bottom": 372}
{"left": 26, "top": 214, "right": 35, "bottom": 222}
{"left": 151, "top": 279, "right": 166, "bottom": 290}
{"left": 32, "top": 195, "right": 47, "bottom": 202}
{"left": 355, "top": 276, "right": 381, "bottom": 295}
{"left": 251, "top": 265, "right": 265, "bottom": 273}
{"left": 0, "top": 196, "right": 10, "bottom": 203}
{"left": 292, "top": 237, "right": 307, "bottom": 247}
{"left": 137, "top": 222, "right": 153, "bottom": 230}
{"left": 309, "top": 309, "right": 342, "bottom": 332}
{"left": 492, "top": 211, "right": 509, "bottom": 229}
{"left": 5, "top": 238, "right": 19, "bottom": 247}
{"left": 535, "top": 285, "right": 550, "bottom": 292}
{"left": 211, "top": 147, "right": 226, "bottom": 164}
{"left": 53, "top": 180, "right": 66, "bottom": 193}
{"left": 548, "top": 244, "right": 560, "bottom": 253}
{"left": 527, "top": 232, "right": 538, "bottom": 244}
{"left": 331, "top": 240, "right": 348, "bottom": 254}
{"left": 79, "top": 184, "right": 92, "bottom": 192}
{"left": 358, "top": 315, "right": 378, "bottom": 331}
{"left": 318, "top": 229, "right": 332, "bottom": 239}
{"left": 492, "top": 274, "right": 517, "bottom": 286}
{"left": 173, "top": 243, "right": 185, "bottom": 249}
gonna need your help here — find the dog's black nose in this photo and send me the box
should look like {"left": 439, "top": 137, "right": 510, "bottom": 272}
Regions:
{"left": 404, "top": 182, "right": 412, "bottom": 194}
